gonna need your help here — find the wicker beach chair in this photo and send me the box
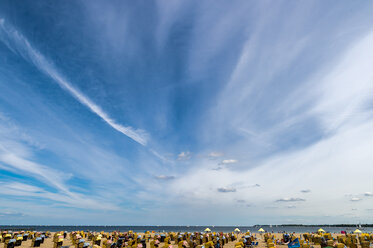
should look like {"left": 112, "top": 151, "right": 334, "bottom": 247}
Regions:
{"left": 31, "top": 237, "right": 42, "bottom": 247}
{"left": 6, "top": 239, "right": 16, "bottom": 248}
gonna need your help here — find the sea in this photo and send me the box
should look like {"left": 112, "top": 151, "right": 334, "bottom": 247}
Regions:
{"left": 1, "top": 225, "right": 373, "bottom": 233}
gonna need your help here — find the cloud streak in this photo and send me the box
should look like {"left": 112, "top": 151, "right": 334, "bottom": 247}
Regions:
{"left": 220, "top": 159, "right": 238, "bottom": 165}
{"left": 276, "top": 198, "right": 305, "bottom": 202}
{"left": 350, "top": 197, "right": 362, "bottom": 202}
{"left": 208, "top": 152, "right": 224, "bottom": 159}
{"left": 0, "top": 19, "right": 148, "bottom": 146}
{"left": 155, "top": 175, "right": 175, "bottom": 180}
{"left": 0, "top": 182, "right": 118, "bottom": 210}
{"left": 0, "top": 115, "right": 121, "bottom": 212}
{"left": 178, "top": 151, "right": 191, "bottom": 161}
{"left": 217, "top": 187, "right": 237, "bottom": 193}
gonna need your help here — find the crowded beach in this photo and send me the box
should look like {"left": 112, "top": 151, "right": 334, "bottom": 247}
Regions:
{"left": 0, "top": 228, "right": 371, "bottom": 248}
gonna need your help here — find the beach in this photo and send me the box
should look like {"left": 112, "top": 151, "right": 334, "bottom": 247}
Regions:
{"left": 1, "top": 230, "right": 365, "bottom": 248}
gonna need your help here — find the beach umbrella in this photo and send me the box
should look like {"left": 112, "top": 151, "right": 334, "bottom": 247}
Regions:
{"left": 234, "top": 228, "right": 240, "bottom": 232}
{"left": 205, "top": 228, "right": 211, "bottom": 232}
{"left": 354, "top": 229, "right": 362, "bottom": 234}
{"left": 318, "top": 228, "right": 325, "bottom": 233}
{"left": 258, "top": 228, "right": 265, "bottom": 233}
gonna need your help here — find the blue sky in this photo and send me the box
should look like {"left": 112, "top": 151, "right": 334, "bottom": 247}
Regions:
{"left": 1, "top": 0, "right": 373, "bottom": 225}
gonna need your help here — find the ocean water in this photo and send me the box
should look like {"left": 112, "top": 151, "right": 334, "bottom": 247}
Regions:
{"left": 1, "top": 225, "right": 373, "bottom": 233}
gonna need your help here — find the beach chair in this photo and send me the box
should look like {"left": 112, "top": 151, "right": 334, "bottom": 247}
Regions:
{"left": 346, "top": 242, "right": 357, "bottom": 248}
{"left": 360, "top": 241, "right": 370, "bottom": 248}
{"left": 236, "top": 242, "right": 244, "bottom": 248}
{"left": 54, "top": 238, "right": 64, "bottom": 248}
{"left": 327, "top": 240, "right": 334, "bottom": 247}
{"left": 32, "top": 237, "right": 42, "bottom": 247}
{"left": 206, "top": 241, "right": 214, "bottom": 248}
{"left": 77, "top": 238, "right": 86, "bottom": 248}
{"left": 22, "top": 234, "right": 29, "bottom": 241}
{"left": 117, "top": 237, "right": 126, "bottom": 247}
{"left": 336, "top": 243, "right": 344, "bottom": 248}
{"left": 178, "top": 241, "right": 184, "bottom": 248}
{"left": 102, "top": 239, "right": 108, "bottom": 248}
{"left": 93, "top": 235, "right": 102, "bottom": 246}
{"left": 150, "top": 240, "right": 155, "bottom": 248}
{"left": 40, "top": 235, "right": 45, "bottom": 244}
{"left": 196, "top": 238, "right": 201, "bottom": 245}
{"left": 5, "top": 239, "right": 16, "bottom": 248}
{"left": 164, "top": 237, "right": 170, "bottom": 245}
{"left": 188, "top": 240, "right": 195, "bottom": 248}
{"left": 4, "top": 234, "right": 12, "bottom": 244}
{"left": 15, "top": 235, "right": 23, "bottom": 246}
{"left": 161, "top": 235, "right": 166, "bottom": 243}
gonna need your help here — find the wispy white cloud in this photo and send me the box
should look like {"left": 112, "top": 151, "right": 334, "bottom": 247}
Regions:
{"left": 0, "top": 19, "right": 149, "bottom": 146}
{"left": 249, "top": 184, "right": 261, "bottom": 188}
{"left": 166, "top": 115, "right": 373, "bottom": 222}
{"left": 310, "top": 31, "right": 373, "bottom": 132}
{"left": 217, "top": 187, "right": 237, "bottom": 193}
{"left": 0, "top": 182, "right": 118, "bottom": 210}
{"left": 177, "top": 151, "right": 191, "bottom": 161}
{"left": 0, "top": 150, "right": 70, "bottom": 192}
{"left": 0, "top": 115, "right": 121, "bottom": 211}
{"left": 154, "top": 175, "right": 175, "bottom": 180}
{"left": 0, "top": 210, "right": 25, "bottom": 218}
{"left": 276, "top": 198, "right": 305, "bottom": 202}
{"left": 350, "top": 197, "right": 362, "bottom": 202}
{"left": 208, "top": 152, "right": 224, "bottom": 159}
{"left": 220, "top": 159, "right": 238, "bottom": 165}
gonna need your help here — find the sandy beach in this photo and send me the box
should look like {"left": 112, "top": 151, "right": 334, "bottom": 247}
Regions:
{"left": 1, "top": 231, "right": 351, "bottom": 248}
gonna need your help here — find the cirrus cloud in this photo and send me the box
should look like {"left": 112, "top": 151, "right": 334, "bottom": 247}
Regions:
{"left": 350, "top": 197, "right": 362, "bottom": 202}
{"left": 154, "top": 175, "right": 176, "bottom": 180}
{"left": 276, "top": 197, "right": 305, "bottom": 202}
{"left": 220, "top": 159, "right": 238, "bottom": 165}
{"left": 217, "top": 187, "right": 237, "bottom": 193}
{"left": 178, "top": 151, "right": 191, "bottom": 161}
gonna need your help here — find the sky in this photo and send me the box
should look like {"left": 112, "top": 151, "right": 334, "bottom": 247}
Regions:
{"left": 1, "top": 1, "right": 373, "bottom": 225}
